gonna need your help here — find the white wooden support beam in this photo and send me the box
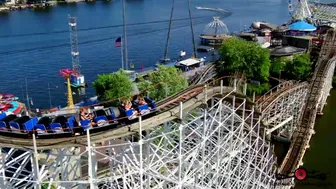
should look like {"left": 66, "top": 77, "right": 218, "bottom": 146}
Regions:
{"left": 266, "top": 116, "right": 293, "bottom": 135}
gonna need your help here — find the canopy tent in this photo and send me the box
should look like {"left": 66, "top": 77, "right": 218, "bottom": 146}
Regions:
{"left": 288, "top": 21, "right": 316, "bottom": 32}
{"left": 270, "top": 46, "right": 305, "bottom": 57}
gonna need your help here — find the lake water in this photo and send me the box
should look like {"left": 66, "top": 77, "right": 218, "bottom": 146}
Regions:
{"left": 0, "top": 0, "right": 293, "bottom": 108}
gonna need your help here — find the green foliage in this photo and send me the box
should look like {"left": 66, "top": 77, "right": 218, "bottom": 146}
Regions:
{"left": 270, "top": 57, "right": 287, "bottom": 75}
{"left": 246, "top": 83, "right": 270, "bottom": 96}
{"left": 216, "top": 37, "right": 271, "bottom": 83}
{"left": 42, "top": 184, "right": 56, "bottom": 189}
{"left": 92, "top": 69, "right": 134, "bottom": 105}
{"left": 138, "top": 65, "right": 187, "bottom": 101}
{"left": 283, "top": 53, "right": 312, "bottom": 81}
{"left": 333, "top": 76, "right": 336, "bottom": 87}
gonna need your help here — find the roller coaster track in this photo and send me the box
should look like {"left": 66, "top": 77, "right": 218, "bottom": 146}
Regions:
{"left": 0, "top": 83, "right": 237, "bottom": 150}
{"left": 317, "top": 29, "right": 336, "bottom": 68}
{"left": 189, "top": 64, "right": 216, "bottom": 85}
{"left": 279, "top": 29, "right": 336, "bottom": 175}
{"left": 258, "top": 82, "right": 309, "bottom": 114}
{"left": 256, "top": 80, "right": 300, "bottom": 110}
{"left": 279, "top": 58, "right": 332, "bottom": 175}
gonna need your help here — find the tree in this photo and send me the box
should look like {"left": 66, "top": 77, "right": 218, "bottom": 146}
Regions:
{"left": 270, "top": 57, "right": 287, "bottom": 75}
{"left": 283, "top": 53, "right": 312, "bottom": 81}
{"left": 138, "top": 65, "right": 187, "bottom": 101}
{"left": 215, "top": 37, "right": 271, "bottom": 83}
{"left": 246, "top": 83, "right": 270, "bottom": 96}
{"left": 92, "top": 69, "right": 134, "bottom": 105}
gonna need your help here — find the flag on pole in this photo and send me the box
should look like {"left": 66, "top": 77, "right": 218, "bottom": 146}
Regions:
{"left": 30, "top": 98, "right": 34, "bottom": 106}
{"left": 115, "top": 37, "right": 122, "bottom": 47}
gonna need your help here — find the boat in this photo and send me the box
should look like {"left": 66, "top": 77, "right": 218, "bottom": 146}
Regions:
{"left": 176, "top": 58, "right": 205, "bottom": 72}
{"left": 197, "top": 46, "right": 215, "bottom": 52}
{"left": 0, "top": 99, "right": 25, "bottom": 115}
{"left": 195, "top": 6, "right": 232, "bottom": 14}
{"left": 0, "top": 7, "right": 10, "bottom": 13}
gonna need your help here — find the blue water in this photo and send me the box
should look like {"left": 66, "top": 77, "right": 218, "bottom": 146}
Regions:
{"left": 0, "top": 0, "right": 330, "bottom": 109}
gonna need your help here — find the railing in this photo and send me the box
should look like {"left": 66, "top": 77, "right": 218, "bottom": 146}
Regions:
{"left": 256, "top": 80, "right": 297, "bottom": 104}
{"left": 189, "top": 64, "right": 216, "bottom": 85}
{"left": 184, "top": 66, "right": 207, "bottom": 78}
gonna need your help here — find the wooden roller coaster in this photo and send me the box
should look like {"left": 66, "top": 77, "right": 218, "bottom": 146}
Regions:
{"left": 280, "top": 29, "right": 336, "bottom": 175}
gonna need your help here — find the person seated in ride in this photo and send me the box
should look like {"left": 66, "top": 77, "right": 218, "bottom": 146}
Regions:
{"left": 138, "top": 97, "right": 147, "bottom": 105}
{"left": 120, "top": 99, "right": 126, "bottom": 108}
{"left": 125, "top": 99, "right": 139, "bottom": 117}
{"left": 125, "top": 100, "right": 133, "bottom": 110}
{"left": 133, "top": 95, "right": 140, "bottom": 104}
{"left": 80, "top": 107, "right": 97, "bottom": 127}
{"left": 138, "top": 96, "right": 152, "bottom": 110}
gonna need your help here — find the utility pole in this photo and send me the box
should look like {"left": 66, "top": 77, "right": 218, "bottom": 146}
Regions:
{"left": 187, "top": 0, "right": 197, "bottom": 58}
{"left": 122, "top": 0, "right": 128, "bottom": 70}
{"left": 163, "top": 0, "right": 175, "bottom": 61}
{"left": 48, "top": 83, "right": 52, "bottom": 108}
{"left": 20, "top": 85, "right": 25, "bottom": 102}
{"left": 25, "top": 78, "right": 31, "bottom": 115}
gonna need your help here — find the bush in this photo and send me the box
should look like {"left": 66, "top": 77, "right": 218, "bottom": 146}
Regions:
{"left": 138, "top": 65, "right": 187, "bottom": 101}
{"left": 246, "top": 83, "right": 270, "bottom": 96}
{"left": 92, "top": 69, "right": 134, "bottom": 106}
{"left": 216, "top": 37, "right": 271, "bottom": 83}
{"left": 283, "top": 53, "right": 312, "bottom": 81}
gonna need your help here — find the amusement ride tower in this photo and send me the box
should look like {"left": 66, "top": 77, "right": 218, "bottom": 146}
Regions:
{"left": 58, "top": 15, "right": 82, "bottom": 112}
{"left": 68, "top": 15, "right": 81, "bottom": 75}
{"left": 60, "top": 69, "right": 74, "bottom": 112}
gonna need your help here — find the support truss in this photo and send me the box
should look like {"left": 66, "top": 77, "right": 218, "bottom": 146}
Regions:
{"left": 311, "top": 3, "right": 336, "bottom": 22}
{"left": 317, "top": 58, "right": 336, "bottom": 114}
{"left": 261, "top": 84, "right": 308, "bottom": 140}
{"left": 0, "top": 92, "right": 277, "bottom": 188}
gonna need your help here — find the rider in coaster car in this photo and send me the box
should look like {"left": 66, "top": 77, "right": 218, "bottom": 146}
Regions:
{"left": 124, "top": 98, "right": 140, "bottom": 116}
{"left": 133, "top": 95, "right": 140, "bottom": 104}
{"left": 138, "top": 96, "right": 147, "bottom": 105}
{"left": 80, "top": 107, "right": 97, "bottom": 127}
{"left": 138, "top": 96, "right": 152, "bottom": 110}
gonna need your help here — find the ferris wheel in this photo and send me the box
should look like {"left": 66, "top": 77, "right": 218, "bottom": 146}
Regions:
{"left": 287, "top": 0, "right": 319, "bottom": 21}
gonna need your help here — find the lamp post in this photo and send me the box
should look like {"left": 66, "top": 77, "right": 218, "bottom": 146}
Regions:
{"left": 47, "top": 83, "right": 52, "bottom": 108}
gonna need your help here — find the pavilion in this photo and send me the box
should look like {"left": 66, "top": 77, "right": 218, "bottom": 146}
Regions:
{"left": 287, "top": 20, "right": 317, "bottom": 36}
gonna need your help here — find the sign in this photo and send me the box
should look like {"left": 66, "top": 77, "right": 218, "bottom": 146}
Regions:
{"left": 312, "top": 38, "right": 323, "bottom": 44}
{"left": 275, "top": 167, "right": 332, "bottom": 188}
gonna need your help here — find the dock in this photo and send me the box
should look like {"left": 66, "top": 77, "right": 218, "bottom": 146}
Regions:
{"left": 135, "top": 67, "right": 157, "bottom": 78}
{"left": 197, "top": 46, "right": 215, "bottom": 52}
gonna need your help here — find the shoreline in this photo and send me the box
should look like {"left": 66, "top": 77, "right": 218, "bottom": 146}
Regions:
{"left": 0, "top": 0, "right": 109, "bottom": 12}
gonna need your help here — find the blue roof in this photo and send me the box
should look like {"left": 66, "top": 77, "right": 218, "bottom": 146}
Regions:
{"left": 288, "top": 21, "right": 316, "bottom": 32}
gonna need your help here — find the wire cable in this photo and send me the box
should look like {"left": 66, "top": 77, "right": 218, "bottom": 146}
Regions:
{"left": 0, "top": 20, "right": 210, "bottom": 56}
{"left": 0, "top": 16, "right": 212, "bottom": 39}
